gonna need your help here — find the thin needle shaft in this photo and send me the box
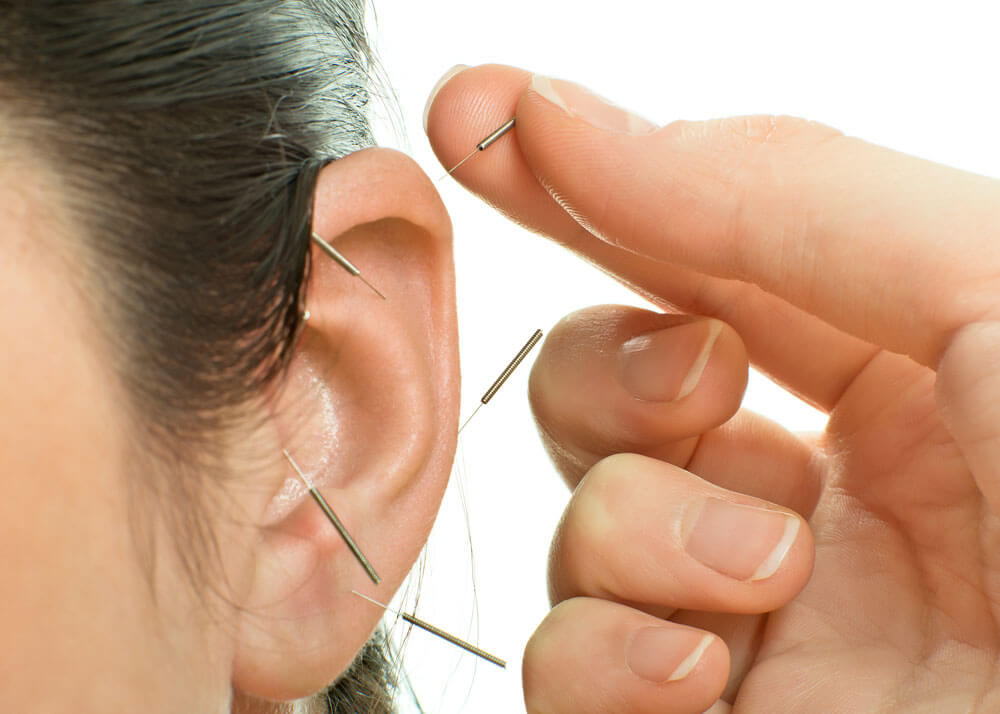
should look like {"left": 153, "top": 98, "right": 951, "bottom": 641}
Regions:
{"left": 458, "top": 328, "right": 543, "bottom": 435}
{"left": 283, "top": 450, "right": 381, "bottom": 585}
{"left": 311, "top": 232, "right": 387, "bottom": 300}
{"left": 444, "top": 146, "right": 479, "bottom": 177}
{"left": 352, "top": 591, "right": 506, "bottom": 669}
{"left": 445, "top": 118, "right": 516, "bottom": 176}
{"left": 457, "top": 403, "right": 483, "bottom": 435}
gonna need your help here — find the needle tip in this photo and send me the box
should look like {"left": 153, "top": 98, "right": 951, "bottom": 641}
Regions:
{"left": 282, "top": 449, "right": 312, "bottom": 488}
{"left": 445, "top": 147, "right": 478, "bottom": 176}
{"left": 358, "top": 274, "right": 387, "bottom": 300}
{"left": 457, "top": 403, "right": 482, "bottom": 435}
{"left": 352, "top": 590, "right": 387, "bottom": 610}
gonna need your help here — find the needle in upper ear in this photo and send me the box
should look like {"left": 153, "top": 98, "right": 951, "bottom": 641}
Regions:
{"left": 440, "top": 117, "right": 516, "bottom": 180}
{"left": 310, "top": 232, "right": 387, "bottom": 300}
{"left": 282, "top": 449, "right": 381, "bottom": 585}
{"left": 352, "top": 590, "right": 506, "bottom": 668}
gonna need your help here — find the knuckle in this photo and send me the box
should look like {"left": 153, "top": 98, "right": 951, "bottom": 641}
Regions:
{"left": 716, "top": 114, "right": 838, "bottom": 148}
{"left": 582, "top": 452, "right": 639, "bottom": 497}
{"left": 658, "top": 115, "right": 844, "bottom": 279}
{"left": 551, "top": 455, "right": 636, "bottom": 596}
{"left": 522, "top": 600, "right": 586, "bottom": 713}
{"left": 523, "top": 598, "right": 590, "bottom": 669}
{"left": 662, "top": 113, "right": 840, "bottom": 152}
{"left": 718, "top": 116, "right": 842, "bottom": 278}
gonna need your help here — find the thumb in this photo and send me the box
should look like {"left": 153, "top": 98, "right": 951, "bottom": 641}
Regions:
{"left": 937, "top": 321, "right": 1000, "bottom": 514}
{"left": 514, "top": 75, "right": 1000, "bottom": 368}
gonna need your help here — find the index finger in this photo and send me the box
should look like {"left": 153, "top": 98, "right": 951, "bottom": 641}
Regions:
{"left": 425, "top": 64, "right": 881, "bottom": 411}
{"left": 428, "top": 65, "right": 1000, "bottom": 368}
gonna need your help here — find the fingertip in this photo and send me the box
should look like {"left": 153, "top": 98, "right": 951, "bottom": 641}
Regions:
{"left": 529, "top": 307, "right": 748, "bottom": 486}
{"left": 424, "top": 63, "right": 532, "bottom": 176}
{"left": 524, "top": 598, "right": 729, "bottom": 714}
{"left": 422, "top": 64, "right": 470, "bottom": 134}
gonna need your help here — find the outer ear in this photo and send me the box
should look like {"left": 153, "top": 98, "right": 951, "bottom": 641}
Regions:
{"left": 230, "top": 148, "right": 460, "bottom": 701}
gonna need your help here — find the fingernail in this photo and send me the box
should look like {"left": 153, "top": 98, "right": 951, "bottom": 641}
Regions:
{"left": 619, "top": 320, "right": 723, "bottom": 402}
{"left": 529, "top": 75, "right": 659, "bottom": 135}
{"left": 424, "top": 64, "right": 470, "bottom": 134}
{"left": 626, "top": 628, "right": 714, "bottom": 683}
{"left": 685, "top": 498, "right": 800, "bottom": 581}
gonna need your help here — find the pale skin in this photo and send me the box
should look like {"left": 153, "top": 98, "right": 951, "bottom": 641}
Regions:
{"left": 424, "top": 65, "right": 1000, "bottom": 712}
{"left": 6, "top": 56, "right": 1000, "bottom": 712}
{"left": 0, "top": 147, "right": 461, "bottom": 711}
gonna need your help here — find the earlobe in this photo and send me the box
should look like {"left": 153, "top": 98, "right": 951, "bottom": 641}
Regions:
{"left": 230, "top": 148, "right": 460, "bottom": 701}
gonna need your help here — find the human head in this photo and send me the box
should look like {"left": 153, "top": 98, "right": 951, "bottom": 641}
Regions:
{"left": 0, "top": 1, "right": 459, "bottom": 710}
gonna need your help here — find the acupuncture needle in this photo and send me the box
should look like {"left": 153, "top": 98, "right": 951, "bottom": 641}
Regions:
{"left": 443, "top": 117, "right": 516, "bottom": 177}
{"left": 311, "top": 232, "right": 387, "bottom": 300}
{"left": 459, "top": 328, "right": 543, "bottom": 435}
{"left": 352, "top": 591, "right": 507, "bottom": 669}
{"left": 282, "top": 449, "right": 381, "bottom": 585}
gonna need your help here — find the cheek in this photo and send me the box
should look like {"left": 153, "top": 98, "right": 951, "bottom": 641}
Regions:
{"left": 0, "top": 254, "right": 223, "bottom": 709}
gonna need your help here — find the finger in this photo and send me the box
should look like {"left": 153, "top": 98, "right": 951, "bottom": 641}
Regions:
{"left": 686, "top": 410, "right": 822, "bottom": 518}
{"left": 513, "top": 74, "right": 1000, "bottom": 367}
{"left": 669, "top": 610, "right": 767, "bottom": 704}
{"left": 425, "top": 64, "right": 880, "bottom": 410}
{"left": 529, "top": 306, "right": 749, "bottom": 488}
{"left": 523, "top": 597, "right": 728, "bottom": 714}
{"left": 529, "top": 305, "right": 822, "bottom": 516}
{"left": 937, "top": 320, "right": 1000, "bottom": 514}
{"left": 549, "top": 454, "right": 814, "bottom": 614}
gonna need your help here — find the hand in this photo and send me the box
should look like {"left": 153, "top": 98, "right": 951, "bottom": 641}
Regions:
{"left": 425, "top": 65, "right": 1000, "bottom": 713}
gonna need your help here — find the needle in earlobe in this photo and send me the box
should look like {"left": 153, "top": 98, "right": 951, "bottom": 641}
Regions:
{"left": 310, "top": 232, "right": 387, "bottom": 300}
{"left": 459, "top": 328, "right": 543, "bottom": 435}
{"left": 352, "top": 590, "right": 507, "bottom": 668}
{"left": 441, "top": 117, "right": 516, "bottom": 178}
{"left": 282, "top": 449, "right": 381, "bottom": 585}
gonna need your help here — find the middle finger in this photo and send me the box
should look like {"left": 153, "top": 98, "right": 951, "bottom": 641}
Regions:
{"left": 549, "top": 453, "right": 814, "bottom": 614}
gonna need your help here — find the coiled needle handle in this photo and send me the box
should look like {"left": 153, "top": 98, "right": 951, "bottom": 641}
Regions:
{"left": 459, "top": 328, "right": 543, "bottom": 434}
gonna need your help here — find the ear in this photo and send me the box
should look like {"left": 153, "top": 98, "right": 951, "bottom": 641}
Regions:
{"left": 230, "top": 148, "right": 460, "bottom": 701}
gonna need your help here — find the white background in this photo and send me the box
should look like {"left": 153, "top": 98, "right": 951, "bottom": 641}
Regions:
{"left": 363, "top": 1, "right": 1000, "bottom": 712}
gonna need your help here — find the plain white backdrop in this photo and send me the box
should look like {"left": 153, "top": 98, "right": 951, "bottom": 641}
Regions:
{"left": 361, "top": 1, "right": 1000, "bottom": 711}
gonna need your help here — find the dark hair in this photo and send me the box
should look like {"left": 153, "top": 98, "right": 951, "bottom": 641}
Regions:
{"left": 0, "top": 1, "right": 398, "bottom": 710}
